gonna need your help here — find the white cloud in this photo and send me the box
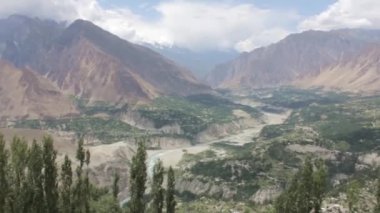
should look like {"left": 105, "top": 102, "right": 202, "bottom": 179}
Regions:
{"left": 0, "top": 0, "right": 299, "bottom": 52}
{"left": 154, "top": 1, "right": 298, "bottom": 52}
{"left": 300, "top": 0, "right": 380, "bottom": 30}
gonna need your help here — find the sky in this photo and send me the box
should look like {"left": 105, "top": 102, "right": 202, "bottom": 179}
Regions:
{"left": 0, "top": 0, "right": 380, "bottom": 52}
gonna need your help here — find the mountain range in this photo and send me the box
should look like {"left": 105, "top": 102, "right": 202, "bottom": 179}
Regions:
{"left": 1, "top": 14, "right": 380, "bottom": 120}
{"left": 0, "top": 15, "right": 210, "bottom": 119}
{"left": 206, "top": 29, "right": 380, "bottom": 93}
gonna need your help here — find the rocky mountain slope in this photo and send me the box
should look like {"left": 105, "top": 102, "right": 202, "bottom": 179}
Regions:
{"left": 0, "top": 15, "right": 210, "bottom": 119}
{"left": 295, "top": 46, "right": 380, "bottom": 92}
{"left": 0, "top": 60, "right": 77, "bottom": 119}
{"left": 207, "top": 29, "right": 380, "bottom": 92}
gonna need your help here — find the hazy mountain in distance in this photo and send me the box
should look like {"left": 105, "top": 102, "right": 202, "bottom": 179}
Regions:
{"left": 0, "top": 15, "right": 210, "bottom": 106}
{"left": 149, "top": 45, "right": 238, "bottom": 78}
{"left": 207, "top": 29, "right": 380, "bottom": 92}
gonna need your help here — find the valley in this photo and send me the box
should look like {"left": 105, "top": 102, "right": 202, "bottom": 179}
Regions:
{"left": 0, "top": 13, "right": 379, "bottom": 213}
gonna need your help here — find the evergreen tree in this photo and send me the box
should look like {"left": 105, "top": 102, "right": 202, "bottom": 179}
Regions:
{"left": 27, "top": 140, "right": 45, "bottom": 213}
{"left": 166, "top": 166, "right": 176, "bottom": 213}
{"left": 43, "top": 136, "right": 59, "bottom": 213}
{"left": 129, "top": 139, "right": 147, "bottom": 213}
{"left": 0, "top": 134, "right": 9, "bottom": 212}
{"left": 151, "top": 160, "right": 164, "bottom": 213}
{"left": 60, "top": 155, "right": 73, "bottom": 213}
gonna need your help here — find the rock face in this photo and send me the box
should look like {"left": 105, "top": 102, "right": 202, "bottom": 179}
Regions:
{"left": 207, "top": 29, "right": 380, "bottom": 92}
{"left": 0, "top": 15, "right": 210, "bottom": 118}
{"left": 0, "top": 60, "right": 77, "bottom": 119}
{"left": 295, "top": 46, "right": 380, "bottom": 92}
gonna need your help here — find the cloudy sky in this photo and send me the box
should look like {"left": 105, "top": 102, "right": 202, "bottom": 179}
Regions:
{"left": 0, "top": 0, "right": 379, "bottom": 52}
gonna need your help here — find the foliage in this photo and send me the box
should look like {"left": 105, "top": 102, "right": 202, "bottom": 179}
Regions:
{"left": 166, "top": 166, "right": 176, "bottom": 213}
{"left": 138, "top": 95, "right": 261, "bottom": 138}
{"left": 347, "top": 180, "right": 360, "bottom": 213}
{"left": 0, "top": 134, "right": 122, "bottom": 213}
{"left": 14, "top": 117, "right": 140, "bottom": 143}
{"left": 129, "top": 139, "right": 148, "bottom": 213}
{"left": 275, "top": 158, "right": 328, "bottom": 213}
{"left": 151, "top": 160, "right": 164, "bottom": 213}
{"left": 258, "top": 87, "right": 348, "bottom": 109}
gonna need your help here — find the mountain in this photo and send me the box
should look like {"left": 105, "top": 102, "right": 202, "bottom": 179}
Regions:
{"left": 150, "top": 45, "right": 238, "bottom": 78}
{"left": 0, "top": 60, "right": 77, "bottom": 119}
{"left": 206, "top": 29, "right": 380, "bottom": 92}
{"left": 295, "top": 46, "right": 380, "bottom": 92}
{"left": 0, "top": 15, "right": 210, "bottom": 105}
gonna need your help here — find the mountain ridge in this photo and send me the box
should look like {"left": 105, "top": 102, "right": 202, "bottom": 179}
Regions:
{"left": 206, "top": 29, "right": 380, "bottom": 92}
{"left": 0, "top": 15, "right": 211, "bottom": 119}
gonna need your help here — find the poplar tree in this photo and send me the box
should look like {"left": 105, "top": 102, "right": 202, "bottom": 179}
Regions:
{"left": 61, "top": 155, "right": 73, "bottom": 213}
{"left": 129, "top": 139, "right": 147, "bottom": 213}
{"left": 113, "top": 171, "right": 120, "bottom": 199}
{"left": 152, "top": 160, "right": 164, "bottom": 213}
{"left": 43, "top": 136, "right": 59, "bottom": 213}
{"left": 166, "top": 166, "right": 176, "bottom": 213}
{"left": 9, "top": 136, "right": 29, "bottom": 212}
{"left": 84, "top": 149, "right": 91, "bottom": 213}
{"left": 313, "top": 159, "right": 327, "bottom": 213}
{"left": 0, "top": 134, "right": 9, "bottom": 212}
{"left": 375, "top": 177, "right": 380, "bottom": 213}
{"left": 27, "top": 140, "right": 44, "bottom": 213}
{"left": 73, "top": 138, "right": 86, "bottom": 213}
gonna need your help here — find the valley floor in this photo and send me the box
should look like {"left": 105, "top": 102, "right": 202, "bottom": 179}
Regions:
{"left": 147, "top": 110, "right": 291, "bottom": 170}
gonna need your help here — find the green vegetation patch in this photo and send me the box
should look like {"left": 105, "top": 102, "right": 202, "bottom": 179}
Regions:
{"left": 287, "top": 97, "right": 380, "bottom": 152}
{"left": 258, "top": 87, "right": 349, "bottom": 109}
{"left": 188, "top": 156, "right": 272, "bottom": 182}
{"left": 14, "top": 117, "right": 141, "bottom": 143}
{"left": 138, "top": 94, "right": 262, "bottom": 138}
{"left": 73, "top": 97, "right": 128, "bottom": 116}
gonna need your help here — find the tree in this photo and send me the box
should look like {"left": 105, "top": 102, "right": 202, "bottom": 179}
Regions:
{"left": 112, "top": 171, "right": 120, "bottom": 199}
{"left": 0, "top": 134, "right": 9, "bottom": 212}
{"left": 73, "top": 138, "right": 88, "bottom": 213}
{"left": 375, "top": 177, "right": 380, "bottom": 213}
{"left": 275, "top": 158, "right": 328, "bottom": 213}
{"left": 43, "top": 136, "right": 59, "bottom": 213}
{"left": 347, "top": 180, "right": 360, "bottom": 213}
{"left": 60, "top": 155, "right": 73, "bottom": 213}
{"left": 151, "top": 160, "right": 164, "bottom": 213}
{"left": 166, "top": 166, "right": 176, "bottom": 213}
{"left": 84, "top": 149, "right": 91, "bottom": 213}
{"left": 9, "top": 136, "right": 29, "bottom": 212}
{"left": 27, "top": 140, "right": 45, "bottom": 213}
{"left": 298, "top": 157, "right": 314, "bottom": 212}
{"left": 129, "top": 138, "right": 147, "bottom": 213}
{"left": 313, "top": 159, "right": 327, "bottom": 213}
